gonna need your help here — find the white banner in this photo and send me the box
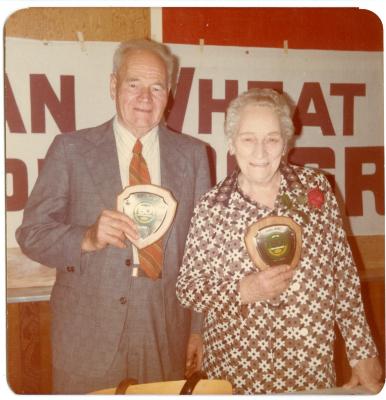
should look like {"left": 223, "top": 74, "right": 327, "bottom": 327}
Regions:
{"left": 5, "top": 38, "right": 384, "bottom": 248}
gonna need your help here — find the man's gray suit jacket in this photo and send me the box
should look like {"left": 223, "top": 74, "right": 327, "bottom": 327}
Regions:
{"left": 16, "top": 119, "right": 211, "bottom": 378}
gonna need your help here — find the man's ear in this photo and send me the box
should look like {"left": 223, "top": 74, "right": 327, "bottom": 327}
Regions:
{"left": 110, "top": 73, "right": 117, "bottom": 100}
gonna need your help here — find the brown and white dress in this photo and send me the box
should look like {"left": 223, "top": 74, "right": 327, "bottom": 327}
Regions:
{"left": 176, "top": 163, "right": 377, "bottom": 394}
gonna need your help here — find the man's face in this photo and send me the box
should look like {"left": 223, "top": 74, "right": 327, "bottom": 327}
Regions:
{"left": 110, "top": 49, "right": 169, "bottom": 138}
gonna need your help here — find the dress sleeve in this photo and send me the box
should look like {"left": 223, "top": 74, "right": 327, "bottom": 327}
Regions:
{"left": 176, "top": 199, "right": 242, "bottom": 318}
{"left": 324, "top": 175, "right": 378, "bottom": 362}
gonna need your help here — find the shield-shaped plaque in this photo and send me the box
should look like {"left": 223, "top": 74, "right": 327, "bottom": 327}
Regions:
{"left": 244, "top": 216, "right": 302, "bottom": 270}
{"left": 117, "top": 184, "right": 177, "bottom": 249}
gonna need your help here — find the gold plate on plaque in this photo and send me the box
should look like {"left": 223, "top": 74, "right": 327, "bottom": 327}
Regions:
{"left": 245, "top": 216, "right": 302, "bottom": 270}
{"left": 117, "top": 184, "right": 177, "bottom": 249}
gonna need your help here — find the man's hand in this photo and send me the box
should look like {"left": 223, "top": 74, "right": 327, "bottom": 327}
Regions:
{"left": 185, "top": 333, "right": 203, "bottom": 378}
{"left": 81, "top": 209, "right": 139, "bottom": 252}
{"left": 239, "top": 265, "right": 294, "bottom": 304}
{"left": 343, "top": 356, "right": 383, "bottom": 393}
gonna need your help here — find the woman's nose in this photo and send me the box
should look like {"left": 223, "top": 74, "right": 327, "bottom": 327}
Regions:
{"left": 252, "top": 141, "right": 266, "bottom": 159}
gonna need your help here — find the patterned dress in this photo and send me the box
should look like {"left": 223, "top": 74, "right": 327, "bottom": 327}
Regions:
{"left": 176, "top": 163, "right": 378, "bottom": 394}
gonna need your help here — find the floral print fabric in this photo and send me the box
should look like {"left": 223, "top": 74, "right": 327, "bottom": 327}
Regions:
{"left": 176, "top": 164, "right": 377, "bottom": 394}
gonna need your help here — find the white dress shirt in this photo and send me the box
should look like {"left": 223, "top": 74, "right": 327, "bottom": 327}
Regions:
{"left": 113, "top": 117, "right": 161, "bottom": 263}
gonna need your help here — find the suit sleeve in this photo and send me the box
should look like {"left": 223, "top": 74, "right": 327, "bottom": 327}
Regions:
{"left": 15, "top": 135, "right": 88, "bottom": 272}
{"left": 189, "top": 141, "right": 212, "bottom": 333}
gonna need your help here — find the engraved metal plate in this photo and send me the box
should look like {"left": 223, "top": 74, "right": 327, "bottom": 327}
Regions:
{"left": 245, "top": 216, "right": 302, "bottom": 270}
{"left": 117, "top": 184, "right": 177, "bottom": 249}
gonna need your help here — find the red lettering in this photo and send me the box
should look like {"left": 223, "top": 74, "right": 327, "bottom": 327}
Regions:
{"left": 207, "top": 145, "right": 217, "bottom": 185}
{"left": 30, "top": 74, "right": 75, "bottom": 133}
{"left": 166, "top": 67, "right": 195, "bottom": 133}
{"left": 330, "top": 83, "right": 366, "bottom": 136}
{"left": 199, "top": 79, "right": 238, "bottom": 134}
{"left": 6, "top": 158, "right": 28, "bottom": 211}
{"left": 288, "top": 147, "right": 336, "bottom": 189}
{"left": 227, "top": 153, "right": 237, "bottom": 175}
{"left": 294, "top": 82, "right": 335, "bottom": 136}
{"left": 248, "top": 81, "right": 283, "bottom": 92}
{"left": 38, "top": 158, "right": 45, "bottom": 174}
{"left": 4, "top": 74, "right": 26, "bottom": 133}
{"left": 345, "top": 147, "right": 384, "bottom": 216}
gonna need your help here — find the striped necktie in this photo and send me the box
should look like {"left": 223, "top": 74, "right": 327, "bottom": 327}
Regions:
{"left": 129, "top": 139, "right": 163, "bottom": 279}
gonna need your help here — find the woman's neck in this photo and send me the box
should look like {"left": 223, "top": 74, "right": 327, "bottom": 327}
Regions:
{"left": 238, "top": 171, "right": 281, "bottom": 209}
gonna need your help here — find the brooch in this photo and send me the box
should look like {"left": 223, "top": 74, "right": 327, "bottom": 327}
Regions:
{"left": 279, "top": 164, "right": 325, "bottom": 225}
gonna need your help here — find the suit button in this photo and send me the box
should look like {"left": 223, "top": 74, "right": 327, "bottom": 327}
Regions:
{"left": 125, "top": 259, "right": 132, "bottom": 267}
{"left": 66, "top": 266, "right": 75, "bottom": 272}
{"left": 119, "top": 297, "right": 127, "bottom": 305}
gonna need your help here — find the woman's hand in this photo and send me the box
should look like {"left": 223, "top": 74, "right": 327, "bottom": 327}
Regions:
{"left": 343, "top": 356, "right": 383, "bottom": 393}
{"left": 239, "top": 265, "right": 294, "bottom": 303}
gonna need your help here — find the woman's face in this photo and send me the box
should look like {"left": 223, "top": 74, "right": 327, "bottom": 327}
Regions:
{"left": 230, "top": 104, "right": 285, "bottom": 186}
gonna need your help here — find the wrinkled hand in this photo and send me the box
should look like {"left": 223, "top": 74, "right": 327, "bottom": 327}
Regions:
{"left": 81, "top": 209, "right": 139, "bottom": 252}
{"left": 239, "top": 265, "right": 294, "bottom": 304}
{"left": 185, "top": 333, "right": 203, "bottom": 378}
{"left": 343, "top": 357, "right": 383, "bottom": 394}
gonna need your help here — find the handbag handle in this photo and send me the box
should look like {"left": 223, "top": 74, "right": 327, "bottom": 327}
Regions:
{"left": 114, "top": 371, "right": 208, "bottom": 394}
{"left": 114, "top": 378, "right": 138, "bottom": 394}
{"left": 179, "top": 371, "right": 208, "bottom": 395}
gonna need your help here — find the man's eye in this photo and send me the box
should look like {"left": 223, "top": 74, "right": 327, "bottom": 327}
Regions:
{"left": 127, "top": 81, "right": 139, "bottom": 89}
{"left": 152, "top": 85, "right": 163, "bottom": 92}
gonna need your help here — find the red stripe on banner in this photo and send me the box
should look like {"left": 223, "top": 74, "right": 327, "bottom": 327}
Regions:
{"left": 163, "top": 8, "right": 383, "bottom": 51}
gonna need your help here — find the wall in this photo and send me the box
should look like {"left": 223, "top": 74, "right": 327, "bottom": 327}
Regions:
{"left": 5, "top": 7, "right": 150, "bottom": 41}
{"left": 162, "top": 7, "right": 384, "bottom": 274}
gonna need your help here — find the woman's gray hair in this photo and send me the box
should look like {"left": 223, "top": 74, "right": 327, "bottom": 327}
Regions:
{"left": 224, "top": 88, "right": 294, "bottom": 144}
{"left": 112, "top": 39, "right": 177, "bottom": 88}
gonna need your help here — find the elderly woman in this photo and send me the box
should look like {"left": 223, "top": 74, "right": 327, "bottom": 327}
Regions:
{"left": 176, "top": 88, "right": 382, "bottom": 394}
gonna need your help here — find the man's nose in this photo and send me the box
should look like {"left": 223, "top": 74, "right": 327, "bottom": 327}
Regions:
{"left": 138, "top": 86, "right": 151, "bottom": 101}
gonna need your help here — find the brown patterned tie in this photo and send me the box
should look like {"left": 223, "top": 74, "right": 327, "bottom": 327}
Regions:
{"left": 129, "top": 139, "right": 163, "bottom": 279}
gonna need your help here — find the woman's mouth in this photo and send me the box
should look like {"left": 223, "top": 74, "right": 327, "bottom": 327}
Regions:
{"left": 249, "top": 161, "right": 269, "bottom": 167}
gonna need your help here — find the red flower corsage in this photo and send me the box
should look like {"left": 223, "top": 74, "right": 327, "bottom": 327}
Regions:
{"left": 307, "top": 188, "right": 324, "bottom": 209}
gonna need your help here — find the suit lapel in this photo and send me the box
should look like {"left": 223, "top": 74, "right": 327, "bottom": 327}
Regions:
{"left": 159, "top": 126, "right": 187, "bottom": 247}
{"left": 159, "top": 127, "right": 186, "bottom": 203}
{"left": 83, "top": 123, "right": 186, "bottom": 247}
{"left": 84, "top": 121, "right": 123, "bottom": 210}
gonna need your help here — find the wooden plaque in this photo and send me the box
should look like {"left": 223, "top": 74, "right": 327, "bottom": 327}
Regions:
{"left": 245, "top": 216, "right": 302, "bottom": 270}
{"left": 117, "top": 184, "right": 177, "bottom": 249}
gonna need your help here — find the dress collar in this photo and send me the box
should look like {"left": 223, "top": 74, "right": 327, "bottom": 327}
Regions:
{"left": 213, "top": 162, "right": 305, "bottom": 208}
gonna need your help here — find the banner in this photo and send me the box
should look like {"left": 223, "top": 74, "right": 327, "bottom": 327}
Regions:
{"left": 5, "top": 38, "right": 384, "bottom": 248}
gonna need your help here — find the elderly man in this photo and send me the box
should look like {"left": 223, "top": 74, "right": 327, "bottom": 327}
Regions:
{"left": 16, "top": 39, "right": 211, "bottom": 394}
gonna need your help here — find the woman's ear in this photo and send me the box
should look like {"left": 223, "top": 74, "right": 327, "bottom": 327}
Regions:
{"left": 282, "top": 137, "right": 289, "bottom": 157}
{"left": 228, "top": 139, "right": 235, "bottom": 156}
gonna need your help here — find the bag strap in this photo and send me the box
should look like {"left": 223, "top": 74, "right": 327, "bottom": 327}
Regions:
{"left": 179, "top": 371, "right": 208, "bottom": 395}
